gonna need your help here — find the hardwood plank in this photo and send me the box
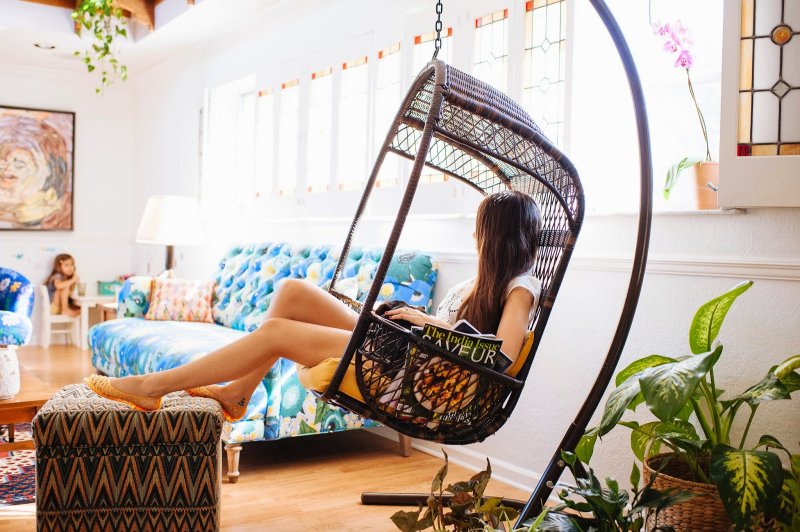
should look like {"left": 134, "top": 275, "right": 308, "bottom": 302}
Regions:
{"left": 0, "top": 345, "right": 531, "bottom": 530}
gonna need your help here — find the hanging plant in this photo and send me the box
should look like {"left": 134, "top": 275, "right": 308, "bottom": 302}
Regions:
{"left": 72, "top": 0, "right": 129, "bottom": 93}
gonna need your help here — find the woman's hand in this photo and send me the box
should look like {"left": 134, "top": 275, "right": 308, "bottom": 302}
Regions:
{"left": 383, "top": 306, "right": 431, "bottom": 327}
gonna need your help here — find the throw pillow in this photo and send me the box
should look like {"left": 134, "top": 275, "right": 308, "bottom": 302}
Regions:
{"left": 145, "top": 278, "right": 215, "bottom": 323}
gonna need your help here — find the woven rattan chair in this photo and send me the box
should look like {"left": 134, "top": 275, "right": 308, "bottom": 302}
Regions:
{"left": 318, "top": 0, "right": 653, "bottom": 522}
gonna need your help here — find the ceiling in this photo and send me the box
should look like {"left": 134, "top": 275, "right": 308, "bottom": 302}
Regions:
{"left": 0, "top": 0, "right": 284, "bottom": 75}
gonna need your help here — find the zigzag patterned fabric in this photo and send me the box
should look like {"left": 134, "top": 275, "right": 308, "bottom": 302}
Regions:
{"left": 33, "top": 384, "right": 222, "bottom": 532}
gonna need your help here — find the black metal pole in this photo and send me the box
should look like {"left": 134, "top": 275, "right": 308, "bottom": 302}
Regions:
{"left": 515, "top": 0, "right": 653, "bottom": 524}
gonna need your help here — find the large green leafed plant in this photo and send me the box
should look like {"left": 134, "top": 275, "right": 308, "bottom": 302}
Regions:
{"left": 578, "top": 281, "right": 800, "bottom": 530}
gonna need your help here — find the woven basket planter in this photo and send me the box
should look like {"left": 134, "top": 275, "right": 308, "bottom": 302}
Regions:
{"left": 643, "top": 453, "right": 732, "bottom": 532}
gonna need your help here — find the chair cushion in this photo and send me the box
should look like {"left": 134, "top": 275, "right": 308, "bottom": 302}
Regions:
{"left": 0, "top": 310, "right": 32, "bottom": 345}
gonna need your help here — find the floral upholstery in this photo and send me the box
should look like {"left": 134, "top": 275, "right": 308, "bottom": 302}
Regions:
{"left": 89, "top": 242, "right": 438, "bottom": 445}
{"left": 0, "top": 268, "right": 34, "bottom": 346}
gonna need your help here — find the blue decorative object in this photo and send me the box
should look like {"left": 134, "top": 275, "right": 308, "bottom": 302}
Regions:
{"left": 0, "top": 268, "right": 34, "bottom": 346}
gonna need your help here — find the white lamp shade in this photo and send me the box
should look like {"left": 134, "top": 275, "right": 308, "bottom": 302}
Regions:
{"left": 136, "top": 195, "right": 203, "bottom": 246}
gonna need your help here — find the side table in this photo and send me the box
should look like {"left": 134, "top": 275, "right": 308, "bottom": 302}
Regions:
{"left": 0, "top": 367, "right": 54, "bottom": 452}
{"left": 71, "top": 295, "right": 116, "bottom": 349}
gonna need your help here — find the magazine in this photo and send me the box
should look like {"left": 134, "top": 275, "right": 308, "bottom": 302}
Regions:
{"left": 375, "top": 320, "right": 511, "bottom": 423}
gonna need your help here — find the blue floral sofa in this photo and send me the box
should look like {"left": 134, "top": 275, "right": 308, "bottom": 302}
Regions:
{"left": 89, "top": 242, "right": 438, "bottom": 482}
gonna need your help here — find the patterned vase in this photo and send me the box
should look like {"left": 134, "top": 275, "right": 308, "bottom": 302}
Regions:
{"left": 0, "top": 346, "right": 21, "bottom": 399}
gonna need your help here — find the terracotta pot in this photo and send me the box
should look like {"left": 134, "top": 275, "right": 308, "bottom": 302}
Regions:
{"left": 692, "top": 161, "right": 719, "bottom": 210}
{"left": 643, "top": 453, "right": 731, "bottom": 532}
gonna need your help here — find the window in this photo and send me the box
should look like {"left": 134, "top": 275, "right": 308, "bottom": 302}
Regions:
{"left": 719, "top": 0, "right": 800, "bottom": 206}
{"left": 338, "top": 56, "right": 369, "bottom": 190}
{"left": 413, "top": 27, "right": 453, "bottom": 75}
{"left": 200, "top": 75, "right": 256, "bottom": 213}
{"left": 375, "top": 42, "right": 402, "bottom": 187}
{"left": 277, "top": 79, "right": 300, "bottom": 195}
{"left": 413, "top": 28, "right": 453, "bottom": 184}
{"left": 307, "top": 67, "right": 334, "bottom": 192}
{"left": 473, "top": 9, "right": 509, "bottom": 93}
{"left": 254, "top": 88, "right": 275, "bottom": 198}
{"left": 523, "top": 0, "right": 567, "bottom": 146}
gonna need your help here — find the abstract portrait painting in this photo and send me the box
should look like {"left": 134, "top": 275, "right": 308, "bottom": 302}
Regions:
{"left": 0, "top": 106, "right": 75, "bottom": 230}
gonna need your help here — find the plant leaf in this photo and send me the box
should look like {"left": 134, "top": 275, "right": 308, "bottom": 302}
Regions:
{"left": 597, "top": 375, "right": 643, "bottom": 436}
{"left": 615, "top": 355, "right": 676, "bottom": 386}
{"left": 774, "top": 354, "right": 800, "bottom": 379}
{"left": 711, "top": 443, "right": 784, "bottom": 528}
{"left": 689, "top": 281, "right": 752, "bottom": 354}
{"left": 734, "top": 372, "right": 790, "bottom": 405}
{"left": 576, "top": 429, "right": 598, "bottom": 464}
{"left": 663, "top": 157, "right": 702, "bottom": 200}
{"left": 631, "top": 462, "right": 641, "bottom": 491}
{"left": 778, "top": 370, "right": 800, "bottom": 393}
{"left": 774, "top": 474, "right": 800, "bottom": 526}
{"left": 640, "top": 346, "right": 722, "bottom": 422}
{"left": 431, "top": 451, "right": 448, "bottom": 493}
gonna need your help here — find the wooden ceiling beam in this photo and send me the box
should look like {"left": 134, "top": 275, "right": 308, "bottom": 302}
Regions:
{"left": 20, "top": 0, "right": 196, "bottom": 31}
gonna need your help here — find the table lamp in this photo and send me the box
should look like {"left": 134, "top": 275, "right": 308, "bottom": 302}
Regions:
{"left": 135, "top": 195, "right": 203, "bottom": 271}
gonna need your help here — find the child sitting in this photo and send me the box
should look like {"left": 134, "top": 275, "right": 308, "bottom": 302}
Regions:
{"left": 45, "top": 253, "right": 80, "bottom": 317}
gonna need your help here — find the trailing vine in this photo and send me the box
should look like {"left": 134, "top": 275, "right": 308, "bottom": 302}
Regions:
{"left": 72, "top": 0, "right": 128, "bottom": 93}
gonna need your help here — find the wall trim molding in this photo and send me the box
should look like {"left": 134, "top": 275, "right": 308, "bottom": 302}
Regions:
{"left": 431, "top": 251, "right": 800, "bottom": 282}
{"left": 370, "top": 427, "right": 547, "bottom": 497}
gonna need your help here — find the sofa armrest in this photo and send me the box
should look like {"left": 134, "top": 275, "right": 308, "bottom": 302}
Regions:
{"left": 116, "top": 276, "right": 154, "bottom": 319}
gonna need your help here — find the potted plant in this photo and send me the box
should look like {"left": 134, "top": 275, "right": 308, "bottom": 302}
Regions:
{"left": 72, "top": 0, "right": 128, "bottom": 93}
{"left": 578, "top": 281, "right": 800, "bottom": 530}
{"left": 390, "top": 451, "right": 690, "bottom": 532}
{"left": 653, "top": 20, "right": 718, "bottom": 209}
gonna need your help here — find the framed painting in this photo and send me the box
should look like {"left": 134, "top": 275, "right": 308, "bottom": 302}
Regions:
{"left": 0, "top": 105, "right": 75, "bottom": 231}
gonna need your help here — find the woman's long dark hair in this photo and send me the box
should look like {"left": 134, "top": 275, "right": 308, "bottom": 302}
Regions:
{"left": 457, "top": 191, "right": 542, "bottom": 333}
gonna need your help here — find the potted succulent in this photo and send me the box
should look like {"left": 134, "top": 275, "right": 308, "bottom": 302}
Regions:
{"left": 578, "top": 281, "right": 800, "bottom": 530}
{"left": 653, "top": 20, "right": 718, "bottom": 209}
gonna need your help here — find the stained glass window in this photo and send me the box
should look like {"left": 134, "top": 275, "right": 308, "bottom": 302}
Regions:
{"left": 738, "top": 0, "right": 800, "bottom": 156}
{"left": 523, "top": 0, "right": 567, "bottom": 146}
{"left": 254, "top": 88, "right": 274, "bottom": 197}
{"left": 473, "top": 9, "right": 509, "bottom": 92}
{"left": 375, "top": 43, "right": 402, "bottom": 187}
{"left": 413, "top": 27, "right": 452, "bottom": 74}
{"left": 277, "top": 79, "right": 299, "bottom": 194}
{"left": 307, "top": 67, "right": 333, "bottom": 192}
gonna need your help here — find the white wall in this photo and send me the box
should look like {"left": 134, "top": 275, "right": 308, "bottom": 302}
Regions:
{"left": 123, "top": 0, "right": 800, "bottom": 496}
{"left": 0, "top": 66, "right": 137, "bottom": 344}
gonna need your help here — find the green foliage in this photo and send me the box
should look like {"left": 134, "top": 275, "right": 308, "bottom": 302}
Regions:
{"left": 391, "top": 451, "right": 521, "bottom": 532}
{"left": 71, "top": 0, "right": 128, "bottom": 93}
{"left": 578, "top": 281, "right": 799, "bottom": 530}
{"left": 663, "top": 157, "right": 702, "bottom": 200}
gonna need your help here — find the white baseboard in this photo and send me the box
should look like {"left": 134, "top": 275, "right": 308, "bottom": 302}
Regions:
{"left": 370, "top": 426, "right": 550, "bottom": 499}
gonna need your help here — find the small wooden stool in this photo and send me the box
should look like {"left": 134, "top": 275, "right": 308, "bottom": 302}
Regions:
{"left": 33, "top": 384, "right": 223, "bottom": 531}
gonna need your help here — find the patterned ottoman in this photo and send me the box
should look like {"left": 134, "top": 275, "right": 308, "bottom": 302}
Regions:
{"left": 32, "top": 384, "right": 222, "bottom": 531}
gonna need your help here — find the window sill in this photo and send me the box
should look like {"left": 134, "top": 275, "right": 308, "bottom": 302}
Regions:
{"left": 586, "top": 208, "right": 747, "bottom": 218}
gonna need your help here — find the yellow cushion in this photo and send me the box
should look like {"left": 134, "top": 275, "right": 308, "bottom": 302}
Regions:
{"left": 297, "top": 331, "right": 535, "bottom": 402}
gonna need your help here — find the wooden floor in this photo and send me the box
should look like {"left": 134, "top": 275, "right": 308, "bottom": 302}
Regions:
{"left": 0, "top": 345, "right": 530, "bottom": 531}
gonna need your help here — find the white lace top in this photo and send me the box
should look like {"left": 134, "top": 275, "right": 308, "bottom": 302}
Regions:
{"left": 434, "top": 274, "right": 542, "bottom": 326}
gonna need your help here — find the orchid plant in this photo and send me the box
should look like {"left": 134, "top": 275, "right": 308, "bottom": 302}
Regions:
{"left": 653, "top": 20, "right": 713, "bottom": 200}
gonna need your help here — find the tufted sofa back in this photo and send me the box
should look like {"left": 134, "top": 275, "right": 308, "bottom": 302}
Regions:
{"left": 116, "top": 243, "right": 438, "bottom": 333}
{"left": 212, "top": 242, "right": 438, "bottom": 332}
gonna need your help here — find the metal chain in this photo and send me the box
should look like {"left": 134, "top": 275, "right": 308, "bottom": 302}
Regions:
{"left": 432, "top": 0, "right": 443, "bottom": 60}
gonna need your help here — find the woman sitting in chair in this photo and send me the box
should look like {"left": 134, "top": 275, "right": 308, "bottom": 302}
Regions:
{"left": 86, "top": 191, "right": 543, "bottom": 421}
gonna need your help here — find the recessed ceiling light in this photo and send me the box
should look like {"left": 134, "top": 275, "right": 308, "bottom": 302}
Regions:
{"left": 34, "top": 43, "right": 56, "bottom": 50}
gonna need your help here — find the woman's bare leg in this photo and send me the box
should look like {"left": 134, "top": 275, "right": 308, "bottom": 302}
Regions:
{"left": 111, "top": 318, "right": 351, "bottom": 401}
{"left": 266, "top": 278, "right": 358, "bottom": 330}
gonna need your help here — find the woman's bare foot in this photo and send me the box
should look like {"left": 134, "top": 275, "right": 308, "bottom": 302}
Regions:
{"left": 108, "top": 375, "right": 161, "bottom": 398}
{"left": 186, "top": 384, "right": 249, "bottom": 422}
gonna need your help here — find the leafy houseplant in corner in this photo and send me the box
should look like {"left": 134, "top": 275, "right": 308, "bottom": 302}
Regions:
{"left": 578, "top": 281, "right": 800, "bottom": 530}
{"left": 72, "top": 0, "right": 128, "bottom": 93}
{"left": 654, "top": 20, "right": 718, "bottom": 210}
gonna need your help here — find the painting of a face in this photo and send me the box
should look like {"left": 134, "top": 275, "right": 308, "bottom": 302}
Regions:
{"left": 0, "top": 106, "right": 74, "bottom": 231}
